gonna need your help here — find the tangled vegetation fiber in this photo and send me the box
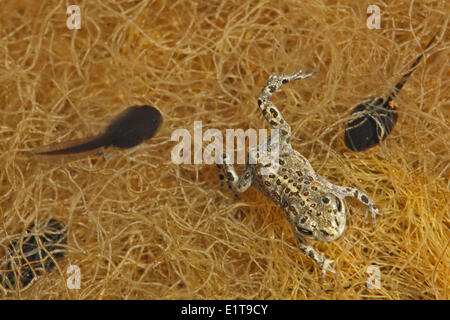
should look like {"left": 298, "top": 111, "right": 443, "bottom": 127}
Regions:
{"left": 0, "top": 0, "right": 448, "bottom": 299}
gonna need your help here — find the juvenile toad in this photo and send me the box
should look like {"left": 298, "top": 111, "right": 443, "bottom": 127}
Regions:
{"left": 217, "top": 70, "right": 382, "bottom": 276}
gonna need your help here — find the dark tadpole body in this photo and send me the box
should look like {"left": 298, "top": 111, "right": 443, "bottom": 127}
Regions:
{"left": 30, "top": 105, "right": 162, "bottom": 160}
{"left": 0, "top": 218, "right": 67, "bottom": 292}
{"left": 344, "top": 35, "right": 436, "bottom": 152}
{"left": 104, "top": 105, "right": 163, "bottom": 149}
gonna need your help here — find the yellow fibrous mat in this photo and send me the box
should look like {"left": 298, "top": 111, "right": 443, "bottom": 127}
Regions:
{"left": 0, "top": 0, "right": 448, "bottom": 299}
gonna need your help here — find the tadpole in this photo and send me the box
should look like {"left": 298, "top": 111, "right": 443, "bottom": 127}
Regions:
{"left": 344, "top": 34, "right": 436, "bottom": 152}
{"left": 30, "top": 105, "right": 162, "bottom": 161}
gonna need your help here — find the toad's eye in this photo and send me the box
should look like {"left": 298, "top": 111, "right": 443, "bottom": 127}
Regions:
{"left": 336, "top": 198, "right": 342, "bottom": 212}
{"left": 296, "top": 226, "right": 313, "bottom": 236}
{"left": 320, "top": 230, "right": 330, "bottom": 237}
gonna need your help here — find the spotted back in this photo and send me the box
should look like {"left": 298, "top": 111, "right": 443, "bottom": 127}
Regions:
{"left": 250, "top": 147, "right": 347, "bottom": 242}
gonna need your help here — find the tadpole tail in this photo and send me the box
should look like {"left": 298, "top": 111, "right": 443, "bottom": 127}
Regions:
{"left": 388, "top": 34, "right": 437, "bottom": 101}
{"left": 30, "top": 133, "right": 112, "bottom": 157}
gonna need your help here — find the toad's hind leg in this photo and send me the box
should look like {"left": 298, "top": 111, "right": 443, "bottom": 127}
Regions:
{"left": 257, "top": 69, "right": 315, "bottom": 145}
{"left": 216, "top": 153, "right": 253, "bottom": 197}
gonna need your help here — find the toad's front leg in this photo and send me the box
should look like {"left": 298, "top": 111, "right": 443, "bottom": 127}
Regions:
{"left": 293, "top": 230, "right": 336, "bottom": 277}
{"left": 316, "top": 175, "right": 383, "bottom": 227}
{"left": 338, "top": 185, "right": 383, "bottom": 228}
{"left": 216, "top": 153, "right": 253, "bottom": 196}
